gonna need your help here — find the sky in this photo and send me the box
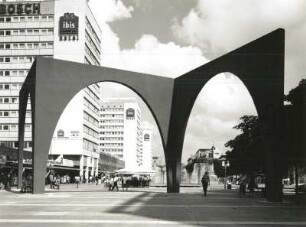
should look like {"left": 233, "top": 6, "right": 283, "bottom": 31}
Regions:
{"left": 88, "top": 0, "right": 306, "bottom": 163}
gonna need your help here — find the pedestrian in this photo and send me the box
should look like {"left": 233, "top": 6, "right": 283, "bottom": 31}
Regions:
{"left": 201, "top": 171, "right": 210, "bottom": 196}
{"left": 49, "top": 172, "right": 54, "bottom": 189}
{"left": 75, "top": 175, "right": 80, "bottom": 188}
{"left": 122, "top": 175, "right": 129, "bottom": 191}
{"left": 109, "top": 176, "right": 114, "bottom": 191}
{"left": 112, "top": 175, "right": 119, "bottom": 191}
{"left": 239, "top": 175, "right": 247, "bottom": 197}
{"left": 248, "top": 174, "right": 256, "bottom": 197}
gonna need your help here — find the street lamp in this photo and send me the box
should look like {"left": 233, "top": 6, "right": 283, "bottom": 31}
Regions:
{"left": 222, "top": 159, "right": 230, "bottom": 189}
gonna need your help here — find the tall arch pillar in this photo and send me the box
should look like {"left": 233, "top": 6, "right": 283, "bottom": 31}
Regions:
{"left": 166, "top": 29, "right": 285, "bottom": 202}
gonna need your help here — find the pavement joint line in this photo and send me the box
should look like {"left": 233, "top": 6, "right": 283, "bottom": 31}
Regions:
{"left": 0, "top": 219, "right": 306, "bottom": 225}
{"left": 0, "top": 203, "right": 304, "bottom": 208}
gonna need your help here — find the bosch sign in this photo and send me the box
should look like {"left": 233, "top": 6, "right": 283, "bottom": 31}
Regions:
{"left": 0, "top": 3, "right": 40, "bottom": 15}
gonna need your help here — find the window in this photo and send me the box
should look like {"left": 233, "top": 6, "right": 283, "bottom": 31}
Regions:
{"left": 57, "top": 130, "right": 64, "bottom": 137}
{"left": 5, "top": 57, "right": 10, "bottom": 63}
{"left": 34, "top": 29, "right": 39, "bottom": 35}
{"left": 13, "top": 44, "right": 18, "bottom": 49}
{"left": 20, "top": 17, "right": 25, "bottom": 22}
{"left": 12, "top": 30, "right": 18, "bottom": 35}
{"left": 12, "top": 71, "right": 17, "bottom": 76}
{"left": 6, "top": 31, "right": 10, "bottom": 36}
{"left": 13, "top": 17, "right": 19, "bottom": 22}
{"left": 0, "top": 18, "right": 4, "bottom": 22}
{"left": 20, "top": 29, "right": 25, "bottom": 35}
{"left": 3, "top": 112, "right": 9, "bottom": 117}
{"left": 0, "top": 44, "right": 4, "bottom": 49}
{"left": 34, "top": 16, "right": 39, "bottom": 22}
{"left": 27, "top": 29, "right": 33, "bottom": 35}
{"left": 34, "top": 43, "right": 39, "bottom": 49}
{"left": 19, "top": 44, "right": 25, "bottom": 49}
{"left": 6, "top": 17, "right": 11, "bottom": 22}
{"left": 5, "top": 44, "right": 10, "bottom": 49}
{"left": 4, "top": 71, "right": 9, "bottom": 76}
{"left": 0, "top": 31, "right": 4, "bottom": 36}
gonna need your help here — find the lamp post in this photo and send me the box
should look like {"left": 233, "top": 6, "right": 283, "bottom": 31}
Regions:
{"left": 222, "top": 159, "right": 230, "bottom": 189}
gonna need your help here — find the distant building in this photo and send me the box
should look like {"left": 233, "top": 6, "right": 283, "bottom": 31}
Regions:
{"left": 99, "top": 98, "right": 152, "bottom": 171}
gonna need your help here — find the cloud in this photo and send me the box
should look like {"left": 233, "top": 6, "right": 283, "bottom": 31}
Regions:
{"left": 89, "top": 0, "right": 134, "bottom": 23}
{"left": 172, "top": 0, "right": 306, "bottom": 92}
{"left": 102, "top": 34, "right": 207, "bottom": 78}
{"left": 88, "top": 0, "right": 262, "bottom": 163}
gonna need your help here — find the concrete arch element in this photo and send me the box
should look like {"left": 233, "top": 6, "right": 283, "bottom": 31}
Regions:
{"left": 19, "top": 29, "right": 285, "bottom": 202}
{"left": 18, "top": 58, "right": 174, "bottom": 193}
{"left": 166, "top": 29, "right": 285, "bottom": 202}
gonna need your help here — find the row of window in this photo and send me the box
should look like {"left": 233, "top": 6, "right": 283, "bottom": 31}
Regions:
{"left": 101, "top": 107, "right": 124, "bottom": 112}
{"left": 0, "top": 123, "right": 31, "bottom": 131}
{"left": 84, "top": 97, "right": 99, "bottom": 114}
{"left": 85, "top": 43, "right": 100, "bottom": 66}
{"left": 0, "top": 97, "right": 19, "bottom": 104}
{"left": 0, "top": 55, "right": 37, "bottom": 63}
{"left": 0, "top": 70, "right": 29, "bottom": 77}
{"left": 100, "top": 137, "right": 124, "bottom": 141}
{"left": 0, "top": 83, "right": 23, "bottom": 90}
{"left": 85, "top": 17, "right": 101, "bottom": 47}
{"left": 84, "top": 87, "right": 99, "bottom": 103}
{"left": 0, "top": 110, "right": 31, "bottom": 118}
{"left": 0, "top": 42, "right": 54, "bottom": 50}
{"left": 100, "top": 119, "right": 124, "bottom": 124}
{"left": 83, "top": 111, "right": 99, "bottom": 127}
{"left": 100, "top": 114, "right": 124, "bottom": 119}
{"left": 83, "top": 125, "right": 99, "bottom": 139}
{"left": 85, "top": 30, "right": 100, "bottom": 56}
{"left": 0, "top": 28, "right": 53, "bottom": 36}
{"left": 83, "top": 138, "right": 98, "bottom": 152}
{"left": 100, "top": 125, "right": 124, "bottom": 129}
{"left": 0, "top": 15, "right": 54, "bottom": 23}
{"left": 99, "top": 143, "right": 124, "bottom": 147}
{"left": 100, "top": 148, "right": 123, "bottom": 153}
{"left": 100, "top": 131, "right": 124, "bottom": 135}
{"left": 0, "top": 141, "right": 32, "bottom": 149}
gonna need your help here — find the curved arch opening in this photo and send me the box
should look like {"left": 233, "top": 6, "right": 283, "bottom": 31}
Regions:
{"left": 181, "top": 72, "right": 258, "bottom": 188}
{"left": 47, "top": 81, "right": 165, "bottom": 190}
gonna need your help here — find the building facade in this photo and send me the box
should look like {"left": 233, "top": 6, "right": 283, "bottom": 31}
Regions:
{"left": 0, "top": 0, "right": 101, "bottom": 179}
{"left": 99, "top": 99, "right": 152, "bottom": 171}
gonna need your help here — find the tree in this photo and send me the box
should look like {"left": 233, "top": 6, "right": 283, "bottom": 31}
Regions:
{"left": 225, "top": 115, "right": 265, "bottom": 175}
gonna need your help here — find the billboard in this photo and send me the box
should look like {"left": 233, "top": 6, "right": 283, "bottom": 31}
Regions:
{"left": 59, "top": 13, "right": 79, "bottom": 41}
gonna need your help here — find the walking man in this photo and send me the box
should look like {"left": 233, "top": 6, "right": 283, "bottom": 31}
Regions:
{"left": 201, "top": 171, "right": 210, "bottom": 196}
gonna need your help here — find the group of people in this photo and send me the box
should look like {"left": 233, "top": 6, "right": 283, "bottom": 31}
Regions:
{"left": 200, "top": 172, "right": 258, "bottom": 198}
{"left": 238, "top": 174, "right": 257, "bottom": 197}
{"left": 48, "top": 172, "right": 61, "bottom": 190}
{"left": 106, "top": 175, "right": 130, "bottom": 191}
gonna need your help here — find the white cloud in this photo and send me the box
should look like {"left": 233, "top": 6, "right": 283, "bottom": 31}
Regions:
{"left": 89, "top": 0, "right": 134, "bottom": 23}
{"left": 172, "top": 0, "right": 306, "bottom": 92}
{"left": 102, "top": 34, "right": 207, "bottom": 78}
{"left": 88, "top": 0, "right": 263, "bottom": 163}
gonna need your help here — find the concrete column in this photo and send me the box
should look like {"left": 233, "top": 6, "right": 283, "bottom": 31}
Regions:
{"left": 166, "top": 157, "right": 181, "bottom": 193}
{"left": 17, "top": 89, "right": 29, "bottom": 189}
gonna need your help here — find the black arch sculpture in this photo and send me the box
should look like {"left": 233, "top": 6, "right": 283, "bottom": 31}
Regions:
{"left": 18, "top": 29, "right": 285, "bottom": 202}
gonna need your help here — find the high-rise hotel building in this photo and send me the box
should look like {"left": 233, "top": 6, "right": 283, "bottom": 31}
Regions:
{"left": 0, "top": 0, "right": 101, "bottom": 178}
{"left": 99, "top": 99, "right": 152, "bottom": 171}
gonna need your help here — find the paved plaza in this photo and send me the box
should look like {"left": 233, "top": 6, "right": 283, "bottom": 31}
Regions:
{"left": 0, "top": 184, "right": 305, "bottom": 227}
